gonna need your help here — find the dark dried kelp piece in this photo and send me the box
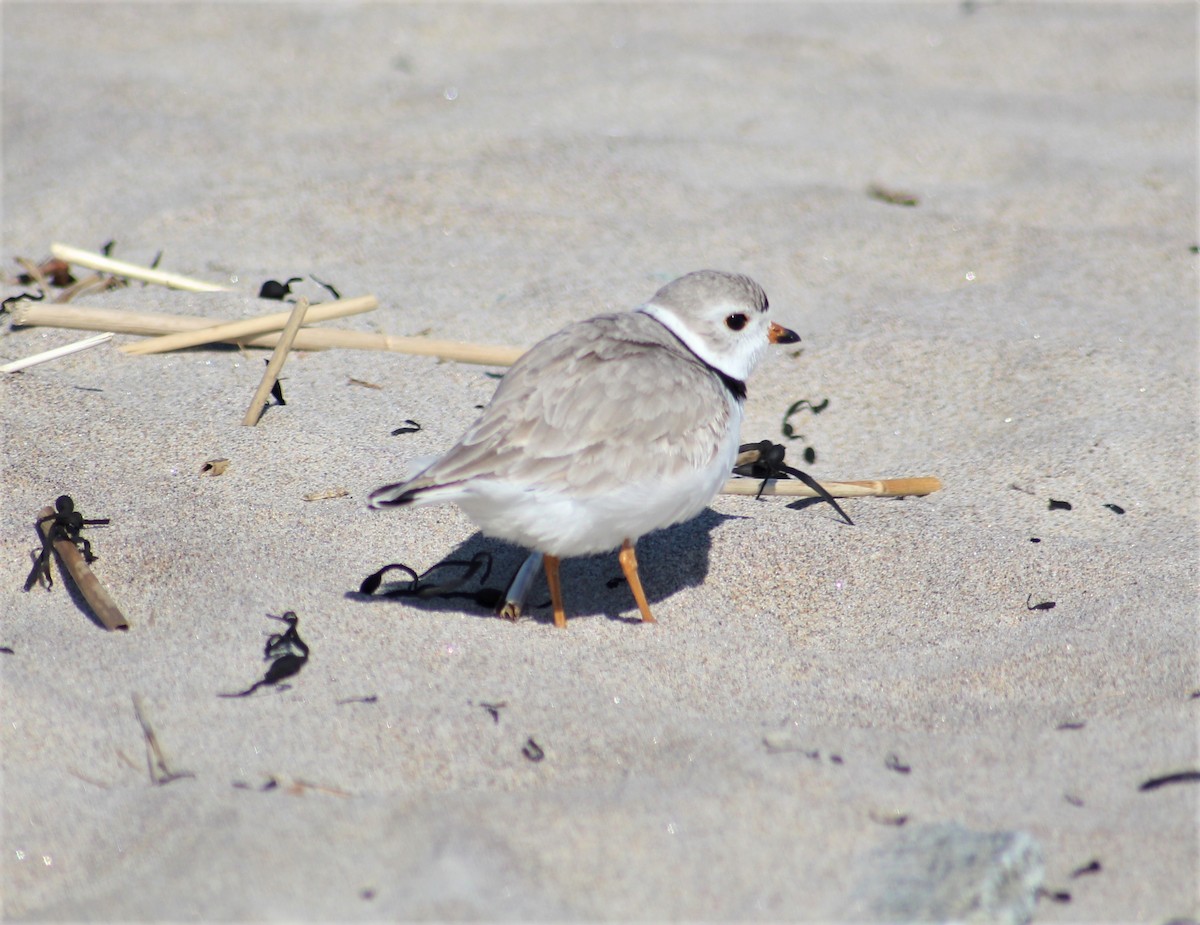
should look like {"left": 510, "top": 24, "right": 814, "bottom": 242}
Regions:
{"left": 259, "top": 277, "right": 303, "bottom": 300}
{"left": 24, "top": 495, "right": 110, "bottom": 592}
{"left": 1, "top": 289, "right": 45, "bottom": 315}
{"left": 780, "top": 397, "right": 829, "bottom": 464}
{"left": 358, "top": 552, "right": 501, "bottom": 609}
{"left": 1048, "top": 499, "right": 1073, "bottom": 511}
{"left": 391, "top": 420, "right": 422, "bottom": 435}
{"left": 1070, "top": 859, "right": 1102, "bottom": 878}
{"left": 359, "top": 562, "right": 420, "bottom": 595}
{"left": 309, "top": 275, "right": 341, "bottom": 300}
{"left": 1103, "top": 503, "right": 1126, "bottom": 515}
{"left": 220, "top": 611, "right": 310, "bottom": 698}
{"left": 884, "top": 753, "right": 911, "bottom": 774}
{"left": 734, "top": 440, "right": 853, "bottom": 524}
{"left": 15, "top": 257, "right": 74, "bottom": 288}
{"left": 522, "top": 738, "right": 545, "bottom": 762}
{"left": 478, "top": 701, "right": 507, "bottom": 723}
{"left": 1026, "top": 594, "right": 1056, "bottom": 612}
{"left": 1138, "top": 770, "right": 1200, "bottom": 792}
{"left": 867, "top": 183, "right": 920, "bottom": 207}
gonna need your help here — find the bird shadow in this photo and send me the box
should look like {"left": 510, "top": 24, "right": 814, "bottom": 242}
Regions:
{"left": 346, "top": 509, "right": 744, "bottom": 625}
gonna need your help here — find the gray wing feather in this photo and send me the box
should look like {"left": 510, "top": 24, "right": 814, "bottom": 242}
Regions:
{"left": 421, "top": 313, "right": 733, "bottom": 495}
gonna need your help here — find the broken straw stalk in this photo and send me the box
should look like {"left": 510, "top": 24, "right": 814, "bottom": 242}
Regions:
{"left": 0, "top": 331, "right": 113, "bottom": 373}
{"left": 32, "top": 243, "right": 525, "bottom": 364}
{"left": 35, "top": 505, "right": 129, "bottom": 631}
{"left": 10, "top": 302, "right": 526, "bottom": 365}
{"left": 119, "top": 295, "right": 379, "bottom": 355}
{"left": 50, "top": 242, "right": 233, "bottom": 292}
{"left": 242, "top": 298, "right": 309, "bottom": 426}
{"left": 722, "top": 476, "right": 941, "bottom": 498}
{"left": 23, "top": 245, "right": 942, "bottom": 498}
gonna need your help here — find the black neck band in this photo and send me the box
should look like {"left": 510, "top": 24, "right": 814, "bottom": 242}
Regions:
{"left": 713, "top": 368, "right": 747, "bottom": 402}
{"left": 648, "top": 314, "right": 747, "bottom": 402}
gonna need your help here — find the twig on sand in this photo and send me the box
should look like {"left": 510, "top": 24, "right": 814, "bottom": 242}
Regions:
{"left": 1, "top": 331, "right": 113, "bottom": 373}
{"left": 11, "top": 301, "right": 527, "bottom": 363}
{"left": 33, "top": 503, "right": 129, "bottom": 631}
{"left": 51, "top": 242, "right": 232, "bottom": 292}
{"left": 243, "top": 298, "right": 309, "bottom": 426}
{"left": 233, "top": 774, "right": 352, "bottom": 797}
{"left": 120, "top": 295, "right": 379, "bottom": 355}
{"left": 131, "top": 693, "right": 194, "bottom": 785}
{"left": 53, "top": 272, "right": 125, "bottom": 303}
{"left": 721, "top": 476, "right": 942, "bottom": 498}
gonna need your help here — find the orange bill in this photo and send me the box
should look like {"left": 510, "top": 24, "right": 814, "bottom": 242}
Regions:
{"left": 768, "top": 321, "right": 800, "bottom": 344}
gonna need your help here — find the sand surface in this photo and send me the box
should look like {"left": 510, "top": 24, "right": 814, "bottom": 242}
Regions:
{"left": 2, "top": 3, "right": 1197, "bottom": 921}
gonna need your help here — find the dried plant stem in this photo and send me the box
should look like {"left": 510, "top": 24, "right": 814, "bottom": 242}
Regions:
{"left": 721, "top": 476, "right": 942, "bottom": 498}
{"left": 35, "top": 505, "right": 129, "bottom": 631}
{"left": 120, "top": 295, "right": 378, "bottom": 355}
{"left": 1, "top": 331, "right": 113, "bottom": 373}
{"left": 51, "top": 242, "right": 233, "bottom": 292}
{"left": 14, "top": 256, "right": 49, "bottom": 289}
{"left": 131, "top": 693, "right": 194, "bottom": 785}
{"left": 13, "top": 302, "right": 527, "bottom": 364}
{"left": 359, "top": 335, "right": 525, "bottom": 366}
{"left": 243, "top": 298, "right": 309, "bottom": 426}
{"left": 53, "top": 273, "right": 124, "bottom": 303}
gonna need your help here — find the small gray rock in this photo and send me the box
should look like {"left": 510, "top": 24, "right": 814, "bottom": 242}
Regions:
{"left": 850, "top": 822, "right": 1045, "bottom": 924}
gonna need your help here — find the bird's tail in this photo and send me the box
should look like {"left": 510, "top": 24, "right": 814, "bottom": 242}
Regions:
{"left": 368, "top": 454, "right": 444, "bottom": 508}
{"left": 369, "top": 475, "right": 471, "bottom": 509}
{"left": 368, "top": 481, "right": 416, "bottom": 508}
{"left": 369, "top": 478, "right": 432, "bottom": 508}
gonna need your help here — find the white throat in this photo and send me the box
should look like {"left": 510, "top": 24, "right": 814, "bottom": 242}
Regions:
{"left": 637, "top": 304, "right": 739, "bottom": 379}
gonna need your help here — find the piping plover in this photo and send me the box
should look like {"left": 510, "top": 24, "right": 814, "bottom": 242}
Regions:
{"left": 369, "top": 270, "right": 799, "bottom": 627}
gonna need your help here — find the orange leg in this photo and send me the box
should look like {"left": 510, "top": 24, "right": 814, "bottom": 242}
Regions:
{"left": 618, "top": 539, "right": 656, "bottom": 623}
{"left": 543, "top": 554, "right": 566, "bottom": 628}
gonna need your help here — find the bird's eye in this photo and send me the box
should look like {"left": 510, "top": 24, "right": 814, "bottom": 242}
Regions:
{"left": 725, "top": 313, "right": 748, "bottom": 331}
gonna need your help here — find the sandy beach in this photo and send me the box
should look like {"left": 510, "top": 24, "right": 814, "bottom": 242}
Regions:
{"left": 2, "top": 3, "right": 1197, "bottom": 921}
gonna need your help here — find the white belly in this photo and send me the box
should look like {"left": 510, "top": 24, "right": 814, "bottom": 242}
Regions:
{"left": 451, "top": 414, "right": 740, "bottom": 557}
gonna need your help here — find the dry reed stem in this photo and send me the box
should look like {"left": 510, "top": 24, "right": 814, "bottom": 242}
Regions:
{"left": 131, "top": 693, "right": 194, "bottom": 785}
{"left": 13, "top": 256, "right": 49, "bottom": 289}
{"left": 35, "top": 505, "right": 129, "bottom": 631}
{"left": 721, "top": 476, "right": 942, "bottom": 498}
{"left": 51, "top": 242, "right": 233, "bottom": 292}
{"left": 120, "top": 295, "right": 378, "bottom": 355}
{"left": 53, "top": 273, "right": 124, "bottom": 303}
{"left": 1, "top": 332, "right": 114, "bottom": 373}
{"left": 243, "top": 298, "right": 309, "bottom": 426}
{"left": 14, "top": 302, "right": 526, "bottom": 364}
